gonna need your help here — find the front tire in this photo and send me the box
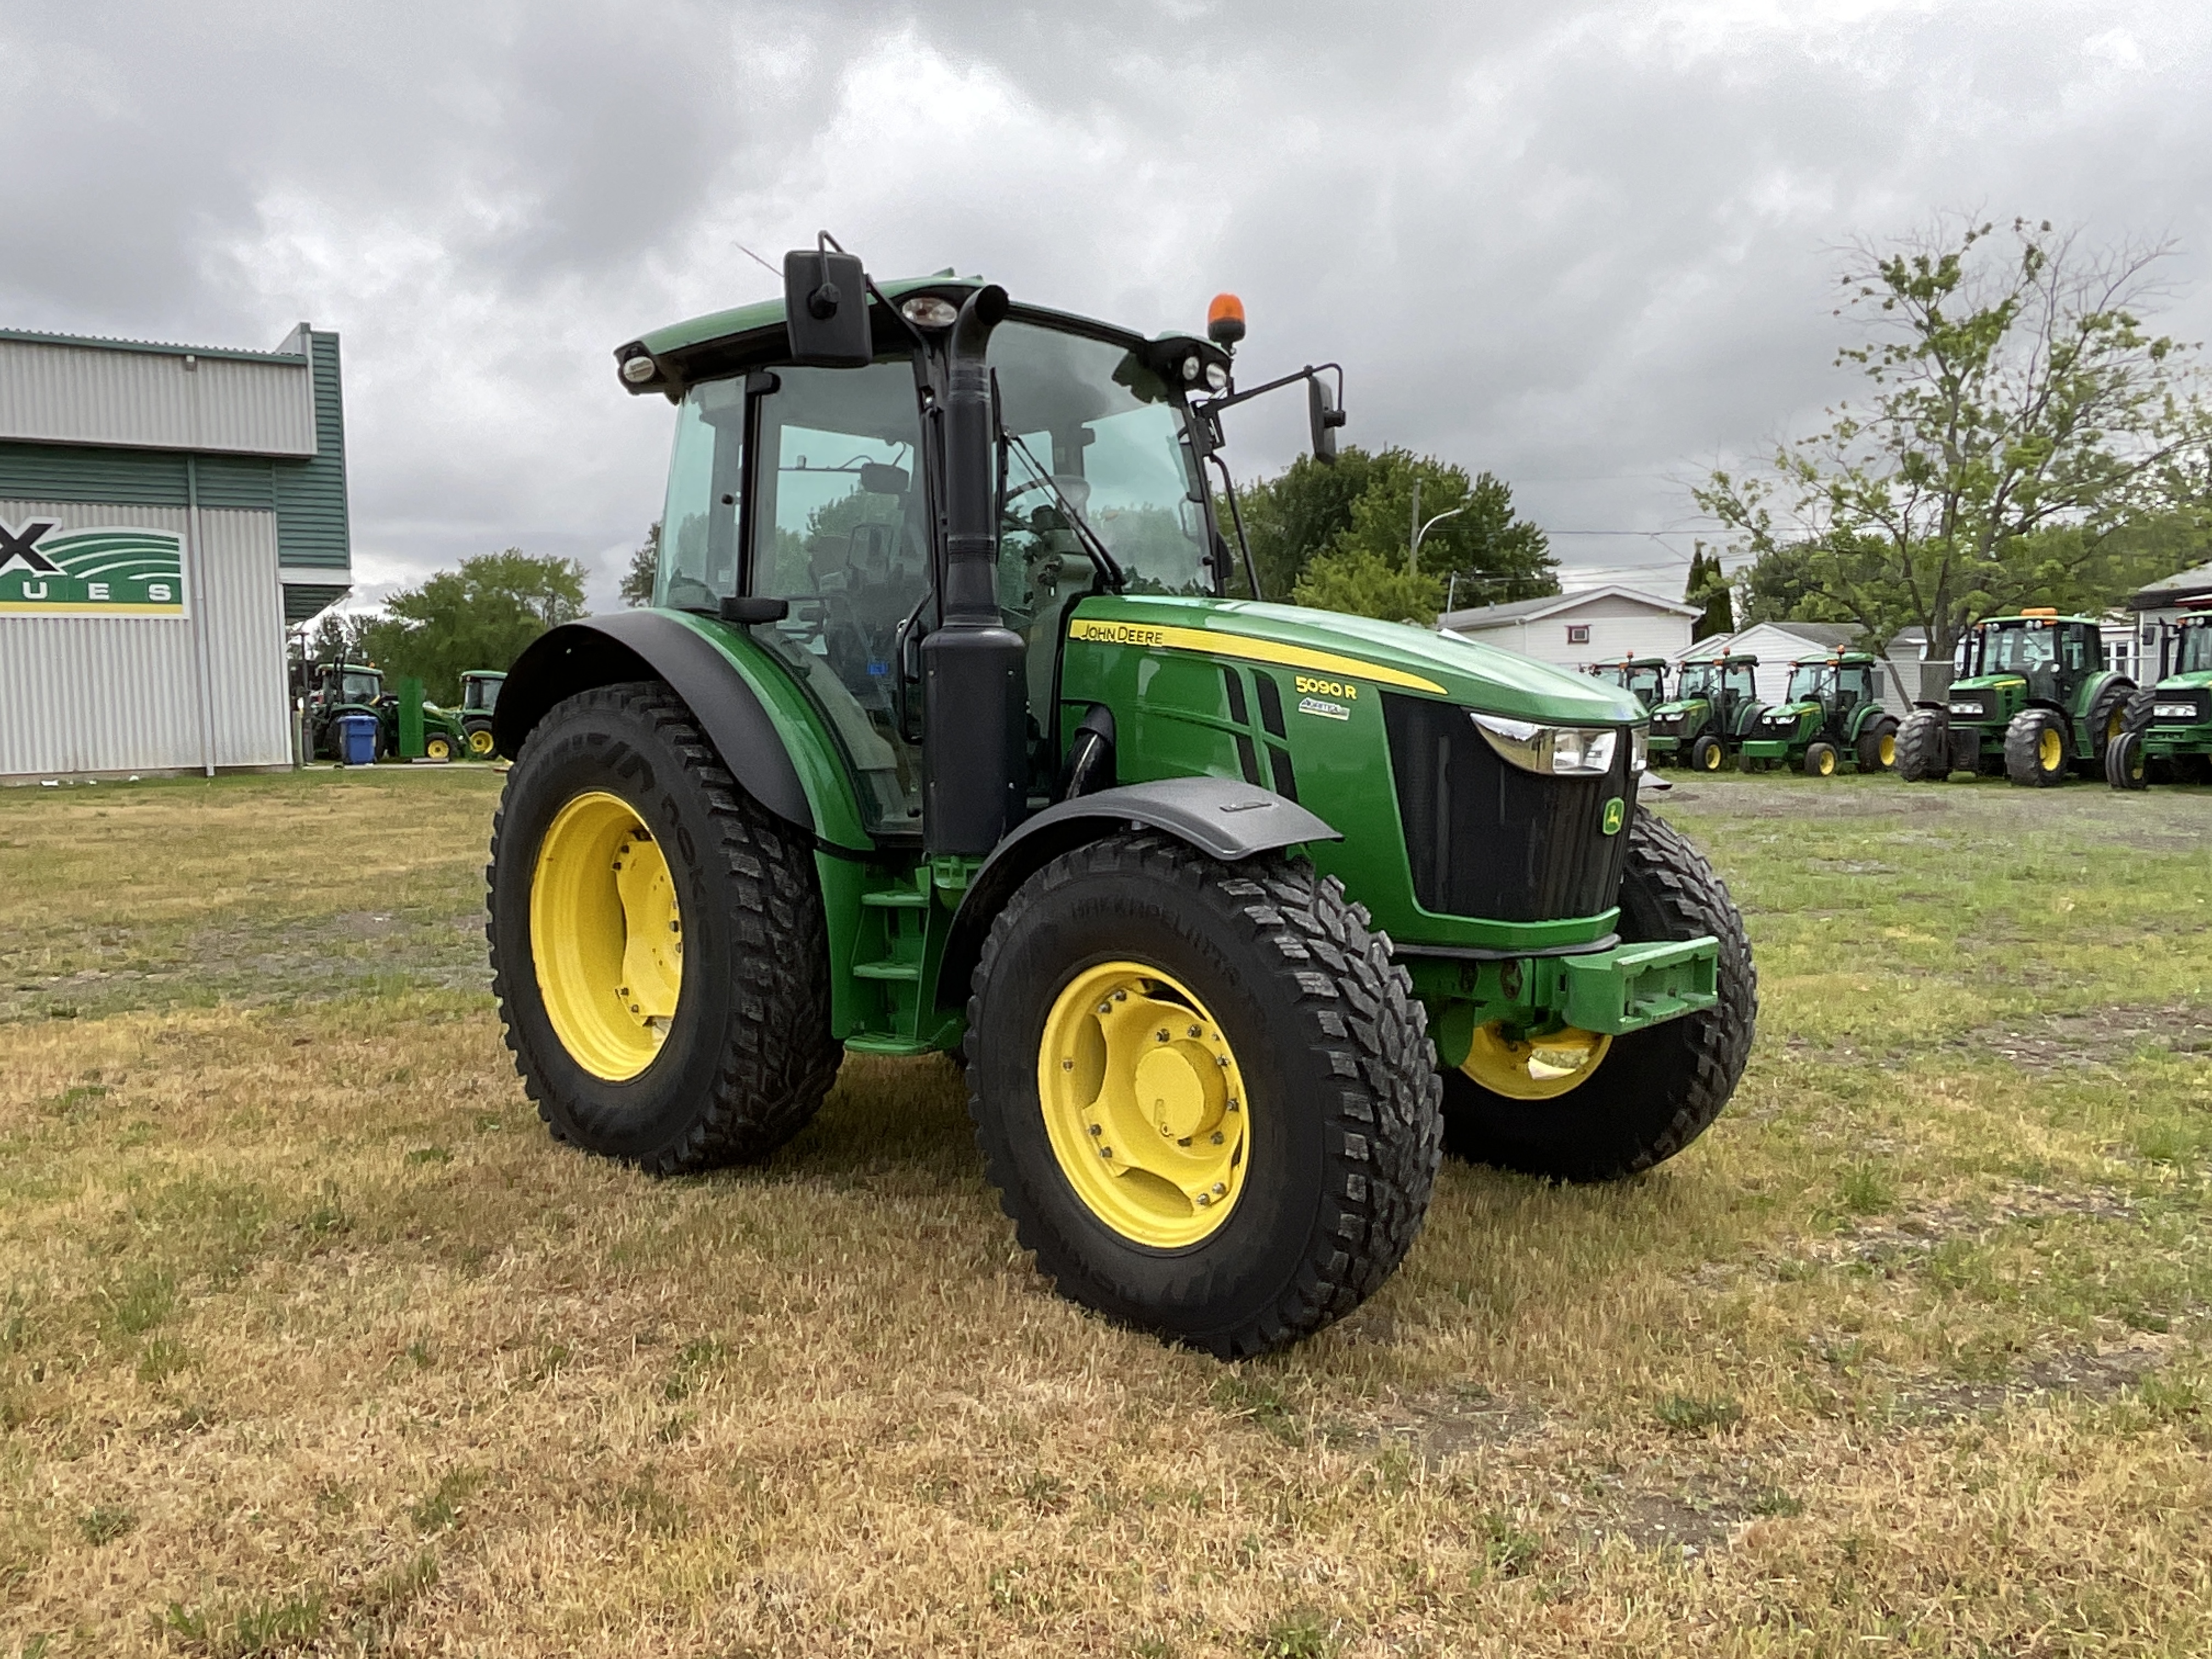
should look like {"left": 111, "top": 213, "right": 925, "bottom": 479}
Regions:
{"left": 2004, "top": 708, "right": 2070, "bottom": 787}
{"left": 1690, "top": 734, "right": 1725, "bottom": 772}
{"left": 1894, "top": 709, "right": 1948, "bottom": 781}
{"left": 1441, "top": 811, "right": 1757, "bottom": 1182}
{"left": 2106, "top": 729, "right": 2149, "bottom": 790}
{"left": 966, "top": 834, "right": 1443, "bottom": 1357}
{"left": 488, "top": 681, "right": 839, "bottom": 1173}
{"left": 1804, "top": 740, "right": 1839, "bottom": 777}
{"left": 1856, "top": 717, "right": 1899, "bottom": 773}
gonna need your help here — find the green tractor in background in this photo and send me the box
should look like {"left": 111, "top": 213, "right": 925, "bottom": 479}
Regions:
{"left": 1587, "top": 656, "right": 1669, "bottom": 713}
{"left": 1645, "top": 653, "right": 1765, "bottom": 771}
{"left": 1738, "top": 651, "right": 1900, "bottom": 777}
{"left": 1895, "top": 610, "right": 2132, "bottom": 787}
{"left": 299, "top": 660, "right": 471, "bottom": 762}
{"left": 483, "top": 242, "right": 1757, "bottom": 1357}
{"left": 2108, "top": 600, "right": 2212, "bottom": 788}
{"left": 459, "top": 669, "right": 506, "bottom": 758}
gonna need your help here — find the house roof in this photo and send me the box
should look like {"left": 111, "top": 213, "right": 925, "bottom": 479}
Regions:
{"left": 1683, "top": 619, "right": 1860, "bottom": 659}
{"left": 2130, "top": 560, "right": 2212, "bottom": 610}
{"left": 1437, "top": 584, "right": 1703, "bottom": 631}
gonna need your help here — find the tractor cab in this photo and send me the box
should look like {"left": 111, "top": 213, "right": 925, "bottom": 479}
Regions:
{"left": 1648, "top": 654, "right": 1761, "bottom": 770}
{"left": 461, "top": 670, "right": 505, "bottom": 714}
{"left": 1897, "top": 608, "right": 2134, "bottom": 787}
{"left": 481, "top": 238, "right": 1754, "bottom": 1358}
{"left": 1588, "top": 657, "right": 1668, "bottom": 712}
{"left": 1741, "top": 651, "right": 1898, "bottom": 776}
{"left": 310, "top": 662, "right": 383, "bottom": 708}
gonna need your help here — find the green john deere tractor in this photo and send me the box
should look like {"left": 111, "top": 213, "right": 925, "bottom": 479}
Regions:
{"left": 300, "top": 661, "right": 470, "bottom": 762}
{"left": 1894, "top": 610, "right": 2132, "bottom": 787}
{"left": 1738, "top": 651, "right": 1900, "bottom": 777}
{"left": 459, "top": 669, "right": 506, "bottom": 758}
{"left": 484, "top": 242, "right": 1757, "bottom": 1357}
{"left": 1645, "top": 654, "right": 1764, "bottom": 771}
{"left": 1587, "top": 657, "right": 1668, "bottom": 714}
{"left": 2108, "top": 601, "right": 2212, "bottom": 788}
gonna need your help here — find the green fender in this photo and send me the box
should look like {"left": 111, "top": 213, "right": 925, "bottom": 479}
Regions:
{"left": 494, "top": 608, "right": 887, "bottom": 1037}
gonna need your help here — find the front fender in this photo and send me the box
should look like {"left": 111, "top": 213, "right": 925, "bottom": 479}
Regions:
{"left": 935, "top": 777, "right": 1340, "bottom": 1014}
{"left": 494, "top": 610, "right": 858, "bottom": 844}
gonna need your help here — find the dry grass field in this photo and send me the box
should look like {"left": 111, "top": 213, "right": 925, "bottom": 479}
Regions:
{"left": 2, "top": 764, "right": 2209, "bottom": 1657}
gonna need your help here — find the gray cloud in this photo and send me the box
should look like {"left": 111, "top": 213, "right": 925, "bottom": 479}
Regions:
{"left": 4, "top": 1, "right": 2208, "bottom": 610}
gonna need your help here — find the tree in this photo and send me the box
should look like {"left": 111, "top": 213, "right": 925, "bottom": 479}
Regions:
{"left": 619, "top": 522, "right": 661, "bottom": 607}
{"left": 1696, "top": 217, "right": 2212, "bottom": 658}
{"left": 1291, "top": 546, "right": 1444, "bottom": 624}
{"left": 1684, "top": 544, "right": 1734, "bottom": 640}
{"left": 356, "top": 549, "right": 587, "bottom": 703}
{"left": 1243, "top": 444, "right": 1556, "bottom": 624}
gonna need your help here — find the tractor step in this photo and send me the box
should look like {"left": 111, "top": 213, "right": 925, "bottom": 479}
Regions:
{"left": 859, "top": 889, "right": 930, "bottom": 910}
{"left": 851, "top": 960, "right": 921, "bottom": 982}
{"left": 843, "top": 1034, "right": 938, "bottom": 1056}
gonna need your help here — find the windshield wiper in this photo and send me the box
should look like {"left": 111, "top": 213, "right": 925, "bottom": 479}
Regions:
{"left": 1002, "top": 430, "right": 1126, "bottom": 591}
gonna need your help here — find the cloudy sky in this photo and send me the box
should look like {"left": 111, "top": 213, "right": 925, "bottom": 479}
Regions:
{"left": 5, "top": 1, "right": 2210, "bottom": 613}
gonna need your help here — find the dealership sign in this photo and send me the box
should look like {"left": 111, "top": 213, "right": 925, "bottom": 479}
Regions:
{"left": 0, "top": 518, "right": 188, "bottom": 617}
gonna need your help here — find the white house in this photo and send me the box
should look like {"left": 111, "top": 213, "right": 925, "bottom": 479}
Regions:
{"left": 1436, "top": 586, "right": 1703, "bottom": 671}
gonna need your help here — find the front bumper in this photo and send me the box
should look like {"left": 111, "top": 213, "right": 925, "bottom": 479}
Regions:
{"left": 1415, "top": 933, "right": 1720, "bottom": 1061}
{"left": 2143, "top": 721, "right": 2212, "bottom": 757}
{"left": 1739, "top": 738, "right": 1792, "bottom": 760}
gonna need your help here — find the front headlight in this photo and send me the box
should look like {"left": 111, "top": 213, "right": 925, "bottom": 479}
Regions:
{"left": 1471, "top": 712, "right": 1620, "bottom": 776}
{"left": 1949, "top": 700, "right": 1983, "bottom": 717}
{"left": 1630, "top": 726, "right": 1648, "bottom": 774}
{"left": 2153, "top": 701, "right": 2199, "bottom": 720}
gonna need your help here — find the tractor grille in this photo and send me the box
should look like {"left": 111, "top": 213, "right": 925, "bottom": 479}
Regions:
{"left": 1382, "top": 695, "right": 1639, "bottom": 923}
{"left": 1647, "top": 712, "right": 1681, "bottom": 736}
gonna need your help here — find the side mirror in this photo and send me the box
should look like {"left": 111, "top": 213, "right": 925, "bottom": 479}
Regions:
{"left": 783, "top": 248, "right": 872, "bottom": 368}
{"left": 1308, "top": 375, "right": 1345, "bottom": 464}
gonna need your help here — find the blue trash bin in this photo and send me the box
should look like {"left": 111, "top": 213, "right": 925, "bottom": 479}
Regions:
{"left": 335, "top": 712, "right": 379, "bottom": 766}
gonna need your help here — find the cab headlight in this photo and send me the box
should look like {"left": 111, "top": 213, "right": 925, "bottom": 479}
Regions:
{"left": 1630, "top": 726, "right": 1648, "bottom": 774}
{"left": 1471, "top": 713, "right": 1620, "bottom": 776}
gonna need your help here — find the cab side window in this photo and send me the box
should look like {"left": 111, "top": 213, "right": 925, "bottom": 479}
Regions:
{"left": 746, "top": 360, "right": 930, "bottom": 835}
{"left": 657, "top": 378, "right": 746, "bottom": 610}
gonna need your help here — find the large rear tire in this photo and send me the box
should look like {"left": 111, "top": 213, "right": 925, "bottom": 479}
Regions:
{"left": 1440, "top": 811, "right": 1757, "bottom": 1182}
{"left": 2004, "top": 708, "right": 2070, "bottom": 788}
{"left": 488, "top": 681, "right": 839, "bottom": 1173}
{"left": 1893, "top": 709, "right": 1948, "bottom": 781}
{"left": 2083, "top": 679, "right": 2134, "bottom": 776}
{"left": 966, "top": 834, "right": 1443, "bottom": 1357}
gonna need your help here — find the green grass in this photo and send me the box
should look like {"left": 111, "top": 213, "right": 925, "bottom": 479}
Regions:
{"left": 1, "top": 764, "right": 2208, "bottom": 1655}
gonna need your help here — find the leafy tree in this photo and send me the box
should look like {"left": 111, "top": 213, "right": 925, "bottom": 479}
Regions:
{"left": 620, "top": 522, "right": 661, "bottom": 607}
{"left": 1684, "top": 544, "right": 1735, "bottom": 640}
{"left": 356, "top": 549, "right": 587, "bottom": 703}
{"left": 1242, "top": 445, "right": 1556, "bottom": 623}
{"left": 1731, "top": 541, "right": 1833, "bottom": 627}
{"left": 1292, "top": 545, "right": 1444, "bottom": 624}
{"left": 1697, "top": 216, "right": 2212, "bottom": 658}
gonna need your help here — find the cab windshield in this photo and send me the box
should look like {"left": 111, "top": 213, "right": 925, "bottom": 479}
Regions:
{"left": 1974, "top": 620, "right": 2057, "bottom": 676}
{"left": 1678, "top": 664, "right": 1717, "bottom": 701}
{"left": 990, "top": 323, "right": 1214, "bottom": 596}
{"left": 1785, "top": 664, "right": 1833, "bottom": 703}
{"left": 2179, "top": 622, "right": 2211, "bottom": 675}
{"left": 341, "top": 672, "right": 380, "bottom": 703}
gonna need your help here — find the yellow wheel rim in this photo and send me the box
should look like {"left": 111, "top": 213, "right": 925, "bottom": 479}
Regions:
{"left": 468, "top": 727, "right": 496, "bottom": 757}
{"left": 1816, "top": 749, "right": 1836, "bottom": 776}
{"left": 2107, "top": 708, "right": 2125, "bottom": 741}
{"left": 530, "top": 791, "right": 684, "bottom": 1082}
{"left": 1701, "top": 743, "right": 1722, "bottom": 771}
{"left": 1038, "top": 962, "right": 1250, "bottom": 1249}
{"left": 1879, "top": 732, "right": 1896, "bottom": 766}
{"left": 2038, "top": 727, "right": 2063, "bottom": 771}
{"left": 1460, "top": 1022, "right": 1613, "bottom": 1101}
{"left": 426, "top": 736, "right": 452, "bottom": 761}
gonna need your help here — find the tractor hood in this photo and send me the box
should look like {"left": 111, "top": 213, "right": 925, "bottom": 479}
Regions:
{"left": 1756, "top": 701, "right": 1820, "bottom": 729}
{"left": 1071, "top": 594, "right": 1643, "bottom": 724}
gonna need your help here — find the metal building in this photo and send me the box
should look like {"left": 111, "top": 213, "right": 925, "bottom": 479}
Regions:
{"left": 0, "top": 324, "right": 352, "bottom": 779}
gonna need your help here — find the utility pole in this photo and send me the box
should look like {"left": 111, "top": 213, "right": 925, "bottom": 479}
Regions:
{"left": 1408, "top": 473, "right": 1468, "bottom": 585}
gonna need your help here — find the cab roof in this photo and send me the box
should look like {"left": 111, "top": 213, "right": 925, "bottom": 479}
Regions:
{"left": 1787, "top": 651, "right": 1878, "bottom": 666}
{"left": 620, "top": 272, "right": 1222, "bottom": 399}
